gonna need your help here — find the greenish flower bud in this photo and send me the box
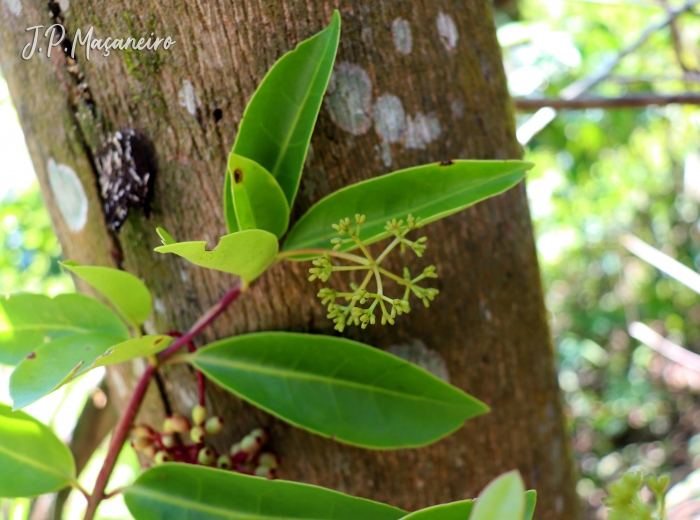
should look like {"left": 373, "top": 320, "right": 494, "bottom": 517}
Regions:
{"left": 197, "top": 447, "right": 216, "bottom": 466}
{"left": 192, "top": 404, "right": 207, "bottom": 426}
{"left": 154, "top": 451, "right": 172, "bottom": 465}
{"left": 205, "top": 416, "right": 224, "bottom": 436}
{"left": 190, "top": 425, "right": 206, "bottom": 444}
{"left": 258, "top": 452, "right": 280, "bottom": 469}
{"left": 161, "top": 434, "right": 176, "bottom": 449}
{"left": 217, "top": 454, "right": 233, "bottom": 469}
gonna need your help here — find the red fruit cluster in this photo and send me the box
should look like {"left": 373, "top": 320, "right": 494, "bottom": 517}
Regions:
{"left": 130, "top": 405, "right": 279, "bottom": 479}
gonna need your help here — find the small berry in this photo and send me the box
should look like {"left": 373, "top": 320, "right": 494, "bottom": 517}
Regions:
{"left": 161, "top": 434, "right": 176, "bottom": 449}
{"left": 250, "top": 428, "right": 269, "bottom": 445}
{"left": 190, "top": 425, "right": 206, "bottom": 444}
{"left": 216, "top": 454, "right": 233, "bottom": 470}
{"left": 258, "top": 452, "right": 280, "bottom": 469}
{"left": 154, "top": 451, "right": 172, "bottom": 465}
{"left": 163, "top": 414, "right": 190, "bottom": 434}
{"left": 132, "top": 425, "right": 154, "bottom": 438}
{"left": 240, "top": 434, "right": 260, "bottom": 454}
{"left": 205, "top": 416, "right": 224, "bottom": 436}
{"left": 143, "top": 445, "right": 157, "bottom": 458}
{"left": 229, "top": 442, "right": 242, "bottom": 456}
{"left": 198, "top": 447, "right": 215, "bottom": 466}
{"left": 192, "top": 404, "right": 207, "bottom": 426}
{"left": 131, "top": 437, "right": 153, "bottom": 451}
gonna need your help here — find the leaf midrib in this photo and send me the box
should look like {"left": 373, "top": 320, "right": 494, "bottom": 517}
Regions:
{"left": 0, "top": 438, "right": 72, "bottom": 483}
{"left": 128, "top": 486, "right": 316, "bottom": 520}
{"left": 193, "top": 354, "right": 472, "bottom": 410}
{"left": 285, "top": 168, "right": 525, "bottom": 250}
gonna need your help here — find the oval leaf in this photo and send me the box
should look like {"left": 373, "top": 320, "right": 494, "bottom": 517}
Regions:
{"left": 400, "top": 501, "right": 473, "bottom": 519}
{"left": 10, "top": 332, "right": 126, "bottom": 409}
{"left": 228, "top": 154, "right": 290, "bottom": 238}
{"left": 155, "top": 229, "right": 279, "bottom": 282}
{"left": 469, "top": 471, "right": 525, "bottom": 520}
{"left": 0, "top": 404, "right": 75, "bottom": 497}
{"left": 0, "top": 293, "right": 128, "bottom": 366}
{"left": 224, "top": 11, "right": 341, "bottom": 232}
{"left": 86, "top": 335, "right": 173, "bottom": 371}
{"left": 60, "top": 261, "right": 152, "bottom": 328}
{"left": 190, "top": 332, "right": 489, "bottom": 449}
{"left": 282, "top": 160, "right": 532, "bottom": 256}
{"left": 125, "top": 464, "right": 405, "bottom": 520}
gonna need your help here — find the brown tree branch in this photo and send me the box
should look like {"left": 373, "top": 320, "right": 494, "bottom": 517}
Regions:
{"left": 514, "top": 92, "right": 700, "bottom": 110}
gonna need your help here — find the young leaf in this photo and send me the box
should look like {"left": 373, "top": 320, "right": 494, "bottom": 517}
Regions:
{"left": 154, "top": 229, "right": 279, "bottom": 282}
{"left": 523, "top": 490, "right": 537, "bottom": 520}
{"left": 86, "top": 335, "right": 173, "bottom": 370}
{"left": 282, "top": 160, "right": 533, "bottom": 256}
{"left": 224, "top": 10, "right": 341, "bottom": 232}
{"left": 0, "top": 404, "right": 76, "bottom": 497}
{"left": 0, "top": 293, "right": 129, "bottom": 366}
{"left": 399, "top": 501, "right": 474, "bottom": 519}
{"left": 469, "top": 471, "right": 525, "bottom": 520}
{"left": 189, "top": 332, "right": 489, "bottom": 449}
{"left": 228, "top": 153, "right": 290, "bottom": 238}
{"left": 60, "top": 261, "right": 152, "bottom": 328}
{"left": 124, "top": 464, "right": 405, "bottom": 520}
{"left": 10, "top": 332, "right": 126, "bottom": 409}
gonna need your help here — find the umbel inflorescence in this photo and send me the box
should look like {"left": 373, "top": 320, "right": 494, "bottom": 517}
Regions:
{"left": 309, "top": 214, "right": 439, "bottom": 332}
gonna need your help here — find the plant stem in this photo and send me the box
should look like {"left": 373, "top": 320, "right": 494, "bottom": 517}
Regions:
{"left": 277, "top": 249, "right": 369, "bottom": 264}
{"left": 83, "top": 282, "right": 245, "bottom": 520}
{"left": 83, "top": 363, "right": 155, "bottom": 520}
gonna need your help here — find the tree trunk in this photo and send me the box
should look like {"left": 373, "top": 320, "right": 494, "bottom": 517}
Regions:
{"left": 0, "top": 1, "right": 578, "bottom": 518}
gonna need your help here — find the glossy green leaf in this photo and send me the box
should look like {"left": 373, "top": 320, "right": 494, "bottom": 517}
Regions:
{"left": 190, "top": 332, "right": 489, "bottom": 449}
{"left": 10, "top": 332, "right": 125, "bottom": 409}
{"left": 228, "top": 154, "right": 290, "bottom": 238}
{"left": 0, "top": 404, "right": 75, "bottom": 497}
{"left": 523, "top": 491, "right": 537, "bottom": 520}
{"left": 399, "top": 501, "right": 474, "bottom": 519}
{"left": 0, "top": 293, "right": 128, "bottom": 366}
{"left": 282, "top": 160, "right": 532, "bottom": 256}
{"left": 224, "top": 11, "right": 341, "bottom": 233}
{"left": 125, "top": 464, "right": 405, "bottom": 520}
{"left": 60, "top": 261, "right": 152, "bottom": 328}
{"left": 154, "top": 229, "right": 279, "bottom": 282}
{"left": 86, "top": 335, "right": 172, "bottom": 370}
{"left": 469, "top": 471, "right": 525, "bottom": 520}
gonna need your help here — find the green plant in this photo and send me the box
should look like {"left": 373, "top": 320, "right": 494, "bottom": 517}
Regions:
{"left": 0, "top": 12, "right": 536, "bottom": 520}
{"left": 604, "top": 471, "right": 670, "bottom": 519}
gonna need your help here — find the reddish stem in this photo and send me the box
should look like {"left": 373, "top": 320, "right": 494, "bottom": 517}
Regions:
{"left": 83, "top": 282, "right": 244, "bottom": 520}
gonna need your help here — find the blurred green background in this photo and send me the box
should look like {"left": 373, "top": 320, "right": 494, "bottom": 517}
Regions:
{"left": 2, "top": 0, "right": 700, "bottom": 517}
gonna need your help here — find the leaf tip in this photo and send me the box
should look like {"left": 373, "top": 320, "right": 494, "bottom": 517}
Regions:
{"left": 156, "top": 227, "right": 177, "bottom": 246}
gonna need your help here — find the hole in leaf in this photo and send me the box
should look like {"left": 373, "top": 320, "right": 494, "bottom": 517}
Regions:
{"left": 234, "top": 169, "right": 244, "bottom": 183}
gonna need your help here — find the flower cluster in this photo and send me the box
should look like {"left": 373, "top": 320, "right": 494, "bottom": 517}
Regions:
{"left": 309, "top": 214, "right": 439, "bottom": 332}
{"left": 131, "top": 404, "right": 278, "bottom": 479}
{"left": 603, "top": 471, "right": 669, "bottom": 520}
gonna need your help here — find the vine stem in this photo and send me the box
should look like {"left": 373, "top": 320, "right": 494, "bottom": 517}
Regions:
{"left": 83, "top": 282, "right": 244, "bottom": 520}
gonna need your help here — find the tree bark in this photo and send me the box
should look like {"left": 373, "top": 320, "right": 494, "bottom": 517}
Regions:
{"left": 0, "top": 1, "right": 578, "bottom": 518}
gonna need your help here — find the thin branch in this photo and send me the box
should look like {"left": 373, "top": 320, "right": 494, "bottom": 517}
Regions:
{"left": 621, "top": 233, "right": 700, "bottom": 294}
{"left": 629, "top": 321, "right": 700, "bottom": 372}
{"left": 516, "top": 0, "right": 700, "bottom": 143}
{"left": 514, "top": 93, "right": 700, "bottom": 110}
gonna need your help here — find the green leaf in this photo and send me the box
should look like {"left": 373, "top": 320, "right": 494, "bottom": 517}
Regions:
{"left": 469, "top": 471, "right": 525, "bottom": 520}
{"left": 155, "top": 229, "right": 279, "bottom": 282}
{"left": 523, "top": 491, "right": 537, "bottom": 520}
{"left": 124, "top": 463, "right": 405, "bottom": 520}
{"left": 10, "top": 332, "right": 126, "bottom": 409}
{"left": 282, "top": 160, "right": 532, "bottom": 256}
{"left": 228, "top": 154, "right": 290, "bottom": 238}
{"left": 0, "top": 404, "right": 75, "bottom": 497}
{"left": 399, "top": 501, "right": 474, "bottom": 519}
{"left": 223, "top": 172, "right": 240, "bottom": 234}
{"left": 0, "top": 293, "right": 128, "bottom": 366}
{"left": 224, "top": 11, "right": 341, "bottom": 233}
{"left": 60, "top": 261, "right": 152, "bottom": 328}
{"left": 190, "top": 332, "right": 489, "bottom": 449}
{"left": 87, "top": 335, "right": 173, "bottom": 370}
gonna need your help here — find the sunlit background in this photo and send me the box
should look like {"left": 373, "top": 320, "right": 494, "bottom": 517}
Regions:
{"left": 3, "top": 0, "right": 700, "bottom": 517}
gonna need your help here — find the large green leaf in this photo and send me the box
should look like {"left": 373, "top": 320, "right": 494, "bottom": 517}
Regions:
{"left": 228, "top": 154, "right": 290, "bottom": 238}
{"left": 190, "top": 332, "right": 488, "bottom": 449}
{"left": 0, "top": 404, "right": 75, "bottom": 497}
{"left": 60, "top": 261, "right": 152, "bottom": 328}
{"left": 224, "top": 11, "right": 341, "bottom": 232}
{"left": 282, "top": 160, "right": 532, "bottom": 256}
{"left": 399, "top": 501, "right": 474, "bottom": 519}
{"left": 469, "top": 471, "right": 525, "bottom": 520}
{"left": 125, "top": 464, "right": 405, "bottom": 520}
{"left": 154, "top": 229, "right": 279, "bottom": 282}
{"left": 10, "top": 332, "right": 126, "bottom": 409}
{"left": 0, "top": 293, "right": 128, "bottom": 366}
